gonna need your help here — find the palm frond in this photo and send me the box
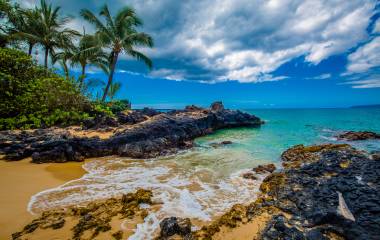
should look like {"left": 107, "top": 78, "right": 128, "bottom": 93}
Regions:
{"left": 80, "top": 9, "right": 113, "bottom": 40}
{"left": 99, "top": 4, "right": 115, "bottom": 31}
{"left": 125, "top": 48, "right": 153, "bottom": 69}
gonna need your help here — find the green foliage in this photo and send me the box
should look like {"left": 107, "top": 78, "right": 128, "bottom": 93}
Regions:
{"left": 108, "top": 81, "right": 121, "bottom": 100}
{"left": 107, "top": 100, "right": 130, "bottom": 113}
{"left": 91, "top": 101, "right": 114, "bottom": 116}
{"left": 90, "top": 99, "right": 130, "bottom": 115}
{"left": 0, "top": 47, "right": 92, "bottom": 129}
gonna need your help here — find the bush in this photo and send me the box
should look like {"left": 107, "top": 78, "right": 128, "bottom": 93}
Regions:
{"left": 107, "top": 99, "right": 131, "bottom": 113}
{"left": 90, "top": 99, "right": 131, "bottom": 116}
{"left": 0, "top": 47, "right": 92, "bottom": 129}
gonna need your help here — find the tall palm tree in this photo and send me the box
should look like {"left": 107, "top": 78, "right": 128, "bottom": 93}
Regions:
{"left": 81, "top": 4, "right": 153, "bottom": 101}
{"left": 37, "top": 0, "right": 79, "bottom": 68}
{"left": 70, "top": 34, "right": 108, "bottom": 88}
{"left": 108, "top": 81, "right": 121, "bottom": 100}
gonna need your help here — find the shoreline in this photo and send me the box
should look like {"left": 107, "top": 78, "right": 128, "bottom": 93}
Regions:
{"left": 0, "top": 158, "right": 86, "bottom": 239}
{"left": 12, "top": 143, "right": 380, "bottom": 239}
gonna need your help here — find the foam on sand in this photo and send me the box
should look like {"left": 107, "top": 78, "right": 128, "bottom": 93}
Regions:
{"left": 28, "top": 146, "right": 268, "bottom": 239}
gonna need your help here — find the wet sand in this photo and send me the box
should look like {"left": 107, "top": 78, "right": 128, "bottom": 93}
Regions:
{"left": 0, "top": 158, "right": 86, "bottom": 239}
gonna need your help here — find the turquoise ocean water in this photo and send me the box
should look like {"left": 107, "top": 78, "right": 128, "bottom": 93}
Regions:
{"left": 29, "top": 108, "right": 380, "bottom": 239}
{"left": 197, "top": 108, "right": 380, "bottom": 163}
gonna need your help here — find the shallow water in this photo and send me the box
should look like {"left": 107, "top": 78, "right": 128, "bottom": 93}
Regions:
{"left": 28, "top": 108, "right": 380, "bottom": 239}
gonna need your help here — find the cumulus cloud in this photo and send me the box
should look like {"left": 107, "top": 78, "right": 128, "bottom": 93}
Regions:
{"left": 20, "top": 0, "right": 378, "bottom": 83}
{"left": 346, "top": 37, "right": 380, "bottom": 74}
{"left": 125, "top": 0, "right": 376, "bottom": 82}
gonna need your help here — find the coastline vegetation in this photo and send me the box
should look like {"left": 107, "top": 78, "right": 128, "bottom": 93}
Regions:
{"left": 0, "top": 0, "right": 153, "bottom": 130}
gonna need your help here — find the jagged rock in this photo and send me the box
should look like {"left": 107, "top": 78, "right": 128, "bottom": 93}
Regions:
{"left": 139, "top": 107, "right": 160, "bottom": 117}
{"left": 158, "top": 217, "right": 192, "bottom": 239}
{"left": 252, "top": 164, "right": 276, "bottom": 174}
{"left": 261, "top": 215, "right": 304, "bottom": 240}
{"left": 210, "top": 101, "right": 224, "bottom": 111}
{"left": 185, "top": 105, "right": 204, "bottom": 112}
{"left": 194, "top": 144, "right": 380, "bottom": 240}
{"left": 209, "top": 140, "right": 233, "bottom": 148}
{"left": 337, "top": 131, "right": 380, "bottom": 141}
{"left": 1, "top": 105, "right": 262, "bottom": 163}
{"left": 372, "top": 151, "right": 380, "bottom": 161}
{"left": 117, "top": 108, "right": 160, "bottom": 125}
{"left": 242, "top": 172, "right": 258, "bottom": 180}
{"left": 83, "top": 114, "right": 119, "bottom": 129}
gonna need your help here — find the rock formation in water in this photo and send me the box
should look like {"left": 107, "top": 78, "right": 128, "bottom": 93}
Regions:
{"left": 0, "top": 102, "right": 262, "bottom": 163}
{"left": 337, "top": 131, "right": 380, "bottom": 141}
{"left": 190, "top": 144, "right": 380, "bottom": 240}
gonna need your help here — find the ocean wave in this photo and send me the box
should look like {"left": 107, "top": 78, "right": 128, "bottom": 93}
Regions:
{"left": 28, "top": 152, "right": 267, "bottom": 239}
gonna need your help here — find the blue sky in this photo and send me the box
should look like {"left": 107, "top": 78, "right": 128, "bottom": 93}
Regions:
{"left": 24, "top": 0, "right": 380, "bottom": 109}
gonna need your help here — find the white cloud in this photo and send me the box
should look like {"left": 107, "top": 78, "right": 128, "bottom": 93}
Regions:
{"left": 306, "top": 73, "right": 331, "bottom": 80}
{"left": 346, "top": 37, "right": 380, "bottom": 74}
{"left": 149, "top": 68, "right": 186, "bottom": 81}
{"left": 344, "top": 79, "right": 380, "bottom": 88}
{"left": 125, "top": 0, "right": 376, "bottom": 83}
{"left": 19, "top": 0, "right": 379, "bottom": 83}
{"left": 308, "top": 73, "right": 332, "bottom": 80}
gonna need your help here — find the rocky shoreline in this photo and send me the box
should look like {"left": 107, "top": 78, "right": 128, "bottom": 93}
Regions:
{"left": 3, "top": 104, "right": 380, "bottom": 239}
{"left": 189, "top": 144, "right": 380, "bottom": 240}
{"left": 13, "top": 144, "right": 380, "bottom": 239}
{"left": 0, "top": 102, "right": 262, "bottom": 163}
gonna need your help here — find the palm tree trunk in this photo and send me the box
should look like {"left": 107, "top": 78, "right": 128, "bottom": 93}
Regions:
{"left": 44, "top": 48, "right": 49, "bottom": 68}
{"left": 102, "top": 52, "right": 119, "bottom": 102}
{"left": 79, "top": 64, "right": 86, "bottom": 89}
{"left": 28, "top": 43, "right": 34, "bottom": 56}
{"left": 63, "top": 61, "right": 69, "bottom": 79}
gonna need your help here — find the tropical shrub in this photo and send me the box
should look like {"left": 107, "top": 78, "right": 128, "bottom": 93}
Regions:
{"left": 0, "top": 47, "right": 91, "bottom": 129}
{"left": 107, "top": 100, "right": 131, "bottom": 113}
{"left": 91, "top": 99, "right": 131, "bottom": 115}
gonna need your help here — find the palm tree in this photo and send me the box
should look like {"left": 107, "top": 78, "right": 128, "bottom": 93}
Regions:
{"left": 81, "top": 4, "right": 153, "bottom": 101}
{"left": 6, "top": 6, "right": 45, "bottom": 55}
{"left": 0, "top": 0, "right": 12, "bottom": 47}
{"left": 108, "top": 81, "right": 121, "bottom": 100}
{"left": 52, "top": 46, "right": 73, "bottom": 79}
{"left": 70, "top": 34, "right": 108, "bottom": 88}
{"left": 37, "top": 0, "right": 80, "bottom": 68}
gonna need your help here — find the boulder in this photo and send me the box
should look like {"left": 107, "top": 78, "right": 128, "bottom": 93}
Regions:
{"left": 209, "top": 140, "right": 233, "bottom": 148}
{"left": 252, "top": 163, "right": 276, "bottom": 174}
{"left": 242, "top": 172, "right": 258, "bottom": 180}
{"left": 210, "top": 101, "right": 224, "bottom": 111}
{"left": 158, "top": 217, "right": 191, "bottom": 238}
{"left": 337, "top": 131, "right": 380, "bottom": 141}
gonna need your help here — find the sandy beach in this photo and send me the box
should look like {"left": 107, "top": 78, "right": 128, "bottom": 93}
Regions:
{"left": 0, "top": 158, "right": 86, "bottom": 239}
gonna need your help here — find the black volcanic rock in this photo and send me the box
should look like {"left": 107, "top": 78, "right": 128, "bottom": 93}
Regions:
{"left": 157, "top": 217, "right": 192, "bottom": 239}
{"left": 195, "top": 144, "right": 380, "bottom": 240}
{"left": 210, "top": 101, "right": 224, "bottom": 111}
{"left": 260, "top": 144, "right": 380, "bottom": 240}
{"left": 0, "top": 103, "right": 262, "bottom": 163}
{"left": 337, "top": 131, "right": 380, "bottom": 141}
